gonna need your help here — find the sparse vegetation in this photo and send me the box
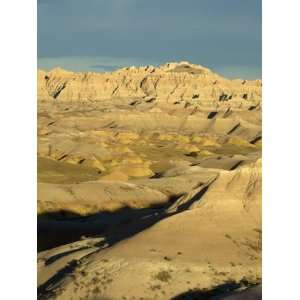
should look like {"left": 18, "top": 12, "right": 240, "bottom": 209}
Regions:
{"left": 154, "top": 270, "right": 172, "bottom": 282}
{"left": 92, "top": 286, "right": 100, "bottom": 294}
{"left": 163, "top": 256, "right": 172, "bottom": 261}
{"left": 37, "top": 60, "right": 261, "bottom": 299}
{"left": 150, "top": 284, "right": 161, "bottom": 290}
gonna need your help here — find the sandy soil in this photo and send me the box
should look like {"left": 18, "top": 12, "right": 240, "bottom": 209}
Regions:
{"left": 37, "top": 62, "right": 261, "bottom": 300}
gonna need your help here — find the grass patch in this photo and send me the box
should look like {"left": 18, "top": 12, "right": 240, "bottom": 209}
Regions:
{"left": 154, "top": 270, "right": 172, "bottom": 282}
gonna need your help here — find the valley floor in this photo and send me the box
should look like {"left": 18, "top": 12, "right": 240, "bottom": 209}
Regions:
{"left": 37, "top": 88, "right": 261, "bottom": 300}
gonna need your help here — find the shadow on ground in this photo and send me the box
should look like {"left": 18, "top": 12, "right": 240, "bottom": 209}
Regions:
{"left": 37, "top": 182, "right": 211, "bottom": 251}
{"left": 171, "top": 282, "right": 261, "bottom": 300}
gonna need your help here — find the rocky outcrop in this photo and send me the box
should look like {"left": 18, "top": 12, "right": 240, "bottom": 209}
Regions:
{"left": 38, "top": 61, "right": 261, "bottom": 108}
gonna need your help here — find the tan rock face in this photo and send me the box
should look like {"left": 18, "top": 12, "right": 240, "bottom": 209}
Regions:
{"left": 38, "top": 61, "right": 261, "bottom": 108}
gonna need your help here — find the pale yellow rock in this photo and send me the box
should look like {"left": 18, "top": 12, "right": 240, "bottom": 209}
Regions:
{"left": 176, "top": 135, "right": 190, "bottom": 144}
{"left": 226, "top": 136, "right": 256, "bottom": 148}
{"left": 113, "top": 164, "right": 154, "bottom": 178}
{"left": 81, "top": 158, "right": 106, "bottom": 171}
{"left": 116, "top": 132, "right": 139, "bottom": 144}
{"left": 115, "top": 146, "right": 133, "bottom": 154}
{"left": 191, "top": 136, "right": 205, "bottom": 143}
{"left": 120, "top": 156, "right": 144, "bottom": 165}
{"left": 192, "top": 136, "right": 221, "bottom": 147}
{"left": 100, "top": 171, "right": 129, "bottom": 181}
{"left": 37, "top": 61, "right": 261, "bottom": 106}
{"left": 63, "top": 157, "right": 79, "bottom": 165}
{"left": 37, "top": 143, "right": 50, "bottom": 157}
{"left": 177, "top": 144, "right": 200, "bottom": 153}
{"left": 201, "top": 139, "right": 221, "bottom": 147}
{"left": 198, "top": 149, "right": 215, "bottom": 157}
{"left": 158, "top": 133, "right": 175, "bottom": 141}
{"left": 38, "top": 181, "right": 169, "bottom": 215}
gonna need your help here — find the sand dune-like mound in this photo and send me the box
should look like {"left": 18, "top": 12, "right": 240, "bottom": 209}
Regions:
{"left": 37, "top": 61, "right": 261, "bottom": 300}
{"left": 38, "top": 161, "right": 261, "bottom": 300}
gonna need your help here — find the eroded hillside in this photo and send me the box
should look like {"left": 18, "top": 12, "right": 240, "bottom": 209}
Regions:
{"left": 37, "top": 61, "right": 261, "bottom": 300}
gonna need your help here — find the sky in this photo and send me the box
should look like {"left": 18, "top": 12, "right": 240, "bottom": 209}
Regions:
{"left": 38, "top": 0, "right": 261, "bottom": 79}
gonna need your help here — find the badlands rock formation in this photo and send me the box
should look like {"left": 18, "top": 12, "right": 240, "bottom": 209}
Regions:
{"left": 37, "top": 61, "right": 262, "bottom": 300}
{"left": 38, "top": 61, "right": 261, "bottom": 106}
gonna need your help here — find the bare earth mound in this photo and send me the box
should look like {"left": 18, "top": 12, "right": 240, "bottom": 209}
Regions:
{"left": 37, "top": 61, "right": 261, "bottom": 300}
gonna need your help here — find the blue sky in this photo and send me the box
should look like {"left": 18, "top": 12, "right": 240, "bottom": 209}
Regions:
{"left": 38, "top": 0, "right": 261, "bottom": 79}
